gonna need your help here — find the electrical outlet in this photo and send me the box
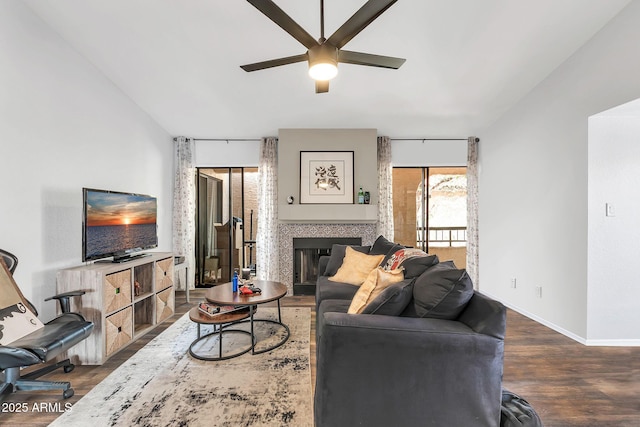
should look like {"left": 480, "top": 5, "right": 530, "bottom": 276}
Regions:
{"left": 535, "top": 286, "right": 542, "bottom": 298}
{"left": 510, "top": 278, "right": 517, "bottom": 289}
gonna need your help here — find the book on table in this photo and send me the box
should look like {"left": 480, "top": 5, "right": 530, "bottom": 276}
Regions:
{"left": 198, "top": 301, "right": 246, "bottom": 317}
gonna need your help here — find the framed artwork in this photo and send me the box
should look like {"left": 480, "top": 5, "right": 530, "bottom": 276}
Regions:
{"left": 300, "top": 151, "right": 354, "bottom": 204}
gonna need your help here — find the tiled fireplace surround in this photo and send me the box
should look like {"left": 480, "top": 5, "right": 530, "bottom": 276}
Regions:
{"left": 278, "top": 223, "right": 377, "bottom": 294}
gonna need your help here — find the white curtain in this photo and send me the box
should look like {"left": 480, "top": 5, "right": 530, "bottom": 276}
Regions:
{"left": 256, "top": 137, "right": 279, "bottom": 281}
{"left": 172, "top": 136, "right": 196, "bottom": 291}
{"left": 377, "top": 136, "right": 394, "bottom": 240}
{"left": 466, "top": 136, "right": 479, "bottom": 289}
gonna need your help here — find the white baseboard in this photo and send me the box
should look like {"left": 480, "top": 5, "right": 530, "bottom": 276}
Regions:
{"left": 584, "top": 338, "right": 640, "bottom": 346}
{"left": 480, "top": 291, "right": 640, "bottom": 347}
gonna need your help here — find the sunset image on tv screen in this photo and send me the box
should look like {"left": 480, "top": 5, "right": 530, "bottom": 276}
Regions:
{"left": 85, "top": 190, "right": 157, "bottom": 260}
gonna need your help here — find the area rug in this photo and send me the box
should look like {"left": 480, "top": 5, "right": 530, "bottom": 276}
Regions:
{"left": 49, "top": 307, "right": 312, "bottom": 427}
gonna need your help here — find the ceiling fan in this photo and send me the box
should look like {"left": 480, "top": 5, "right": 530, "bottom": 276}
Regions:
{"left": 241, "top": 0, "right": 406, "bottom": 93}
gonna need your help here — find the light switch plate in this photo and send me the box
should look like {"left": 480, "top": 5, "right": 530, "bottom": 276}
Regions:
{"left": 606, "top": 203, "right": 615, "bottom": 217}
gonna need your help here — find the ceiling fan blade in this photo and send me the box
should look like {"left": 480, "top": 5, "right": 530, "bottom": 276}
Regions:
{"left": 241, "top": 53, "right": 308, "bottom": 72}
{"left": 247, "top": 0, "right": 319, "bottom": 49}
{"left": 338, "top": 50, "right": 405, "bottom": 69}
{"left": 326, "top": 0, "right": 397, "bottom": 49}
{"left": 315, "top": 80, "right": 329, "bottom": 93}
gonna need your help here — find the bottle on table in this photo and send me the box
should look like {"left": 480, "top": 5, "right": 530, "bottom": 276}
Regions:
{"left": 232, "top": 269, "right": 239, "bottom": 292}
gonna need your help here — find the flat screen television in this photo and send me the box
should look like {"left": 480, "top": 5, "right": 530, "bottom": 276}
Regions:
{"left": 82, "top": 188, "right": 158, "bottom": 263}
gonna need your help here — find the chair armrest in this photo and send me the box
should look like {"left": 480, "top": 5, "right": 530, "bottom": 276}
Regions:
{"left": 315, "top": 312, "right": 504, "bottom": 427}
{"left": 44, "top": 290, "right": 86, "bottom": 314}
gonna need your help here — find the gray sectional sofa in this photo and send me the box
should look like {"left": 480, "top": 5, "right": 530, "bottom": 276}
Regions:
{"left": 314, "top": 236, "right": 507, "bottom": 427}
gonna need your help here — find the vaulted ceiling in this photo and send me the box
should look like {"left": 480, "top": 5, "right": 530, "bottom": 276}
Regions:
{"left": 25, "top": 0, "right": 631, "bottom": 138}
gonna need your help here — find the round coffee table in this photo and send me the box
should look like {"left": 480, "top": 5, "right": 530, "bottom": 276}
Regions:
{"left": 188, "top": 306, "right": 254, "bottom": 361}
{"left": 205, "top": 280, "right": 290, "bottom": 355}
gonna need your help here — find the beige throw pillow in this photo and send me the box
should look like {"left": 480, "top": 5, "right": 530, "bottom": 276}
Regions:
{"left": 348, "top": 267, "right": 405, "bottom": 314}
{"left": 328, "top": 246, "right": 384, "bottom": 286}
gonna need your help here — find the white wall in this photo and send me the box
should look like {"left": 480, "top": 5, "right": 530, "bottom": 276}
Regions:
{"left": 587, "top": 102, "right": 640, "bottom": 344}
{"left": 194, "top": 140, "right": 260, "bottom": 167}
{"left": 392, "top": 139, "right": 468, "bottom": 167}
{"left": 194, "top": 138, "right": 468, "bottom": 168}
{"left": 277, "top": 129, "right": 378, "bottom": 222}
{"left": 0, "top": 1, "right": 173, "bottom": 320}
{"left": 479, "top": 1, "right": 640, "bottom": 343}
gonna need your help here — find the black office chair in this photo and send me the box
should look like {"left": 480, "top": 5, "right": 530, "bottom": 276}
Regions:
{"left": 0, "top": 249, "right": 94, "bottom": 399}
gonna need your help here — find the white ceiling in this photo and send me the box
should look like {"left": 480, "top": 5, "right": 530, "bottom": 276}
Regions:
{"left": 25, "top": 0, "right": 631, "bottom": 138}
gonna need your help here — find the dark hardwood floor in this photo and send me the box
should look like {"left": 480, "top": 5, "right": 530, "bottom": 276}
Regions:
{"left": 2, "top": 290, "right": 639, "bottom": 426}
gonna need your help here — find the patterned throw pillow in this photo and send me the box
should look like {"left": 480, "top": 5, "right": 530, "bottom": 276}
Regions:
{"left": 348, "top": 267, "right": 405, "bottom": 314}
{"left": 383, "top": 248, "right": 439, "bottom": 278}
{"left": 329, "top": 246, "right": 384, "bottom": 286}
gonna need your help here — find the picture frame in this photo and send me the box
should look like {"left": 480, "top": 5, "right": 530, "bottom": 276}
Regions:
{"left": 300, "top": 151, "right": 354, "bottom": 204}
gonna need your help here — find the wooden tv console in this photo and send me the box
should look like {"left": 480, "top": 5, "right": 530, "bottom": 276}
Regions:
{"left": 56, "top": 252, "right": 175, "bottom": 365}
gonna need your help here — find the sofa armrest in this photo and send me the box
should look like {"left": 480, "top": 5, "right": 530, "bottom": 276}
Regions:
{"left": 315, "top": 276, "right": 359, "bottom": 311}
{"left": 457, "top": 291, "right": 506, "bottom": 340}
{"left": 315, "top": 312, "right": 504, "bottom": 427}
{"left": 318, "top": 255, "right": 330, "bottom": 277}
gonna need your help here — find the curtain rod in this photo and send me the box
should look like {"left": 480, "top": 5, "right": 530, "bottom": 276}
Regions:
{"left": 389, "top": 138, "right": 474, "bottom": 141}
{"left": 175, "top": 137, "right": 478, "bottom": 142}
{"left": 173, "top": 137, "right": 262, "bottom": 142}
{"left": 187, "top": 138, "right": 262, "bottom": 142}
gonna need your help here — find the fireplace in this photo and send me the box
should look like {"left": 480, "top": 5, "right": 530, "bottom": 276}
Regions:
{"left": 293, "top": 237, "right": 362, "bottom": 295}
{"left": 277, "top": 223, "right": 377, "bottom": 294}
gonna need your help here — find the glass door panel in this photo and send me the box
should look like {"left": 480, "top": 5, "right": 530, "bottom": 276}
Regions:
{"left": 427, "top": 167, "right": 467, "bottom": 268}
{"left": 241, "top": 168, "right": 259, "bottom": 273}
{"left": 196, "top": 167, "right": 259, "bottom": 286}
{"left": 392, "top": 167, "right": 468, "bottom": 267}
{"left": 392, "top": 168, "right": 424, "bottom": 250}
{"left": 197, "top": 168, "right": 230, "bottom": 286}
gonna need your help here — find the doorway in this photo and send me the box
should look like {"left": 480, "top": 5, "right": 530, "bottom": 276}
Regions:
{"left": 393, "top": 167, "right": 467, "bottom": 267}
{"left": 196, "top": 167, "right": 258, "bottom": 287}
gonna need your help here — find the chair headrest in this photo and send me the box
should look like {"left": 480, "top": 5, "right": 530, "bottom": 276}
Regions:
{"left": 0, "top": 249, "right": 18, "bottom": 275}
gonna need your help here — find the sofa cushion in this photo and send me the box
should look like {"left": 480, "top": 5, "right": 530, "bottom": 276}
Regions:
{"left": 329, "top": 246, "right": 384, "bottom": 286}
{"left": 382, "top": 248, "right": 439, "bottom": 278}
{"left": 316, "top": 276, "right": 359, "bottom": 305}
{"left": 324, "top": 244, "right": 371, "bottom": 276}
{"left": 348, "top": 267, "right": 405, "bottom": 314}
{"left": 360, "top": 278, "right": 414, "bottom": 316}
{"left": 412, "top": 261, "right": 474, "bottom": 320}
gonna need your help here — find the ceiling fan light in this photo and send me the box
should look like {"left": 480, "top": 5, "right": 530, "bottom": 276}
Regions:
{"left": 309, "top": 62, "right": 338, "bottom": 81}
{"left": 308, "top": 44, "right": 338, "bottom": 81}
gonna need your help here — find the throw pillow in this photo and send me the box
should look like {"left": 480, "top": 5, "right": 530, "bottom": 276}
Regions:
{"left": 369, "top": 235, "right": 401, "bottom": 255}
{"left": 348, "top": 267, "right": 405, "bottom": 314}
{"left": 369, "top": 235, "right": 407, "bottom": 266}
{"left": 329, "top": 246, "right": 384, "bottom": 286}
{"left": 383, "top": 247, "right": 439, "bottom": 278}
{"left": 360, "top": 278, "right": 414, "bottom": 315}
{"left": 324, "top": 244, "right": 371, "bottom": 276}
{"left": 412, "top": 261, "right": 474, "bottom": 319}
